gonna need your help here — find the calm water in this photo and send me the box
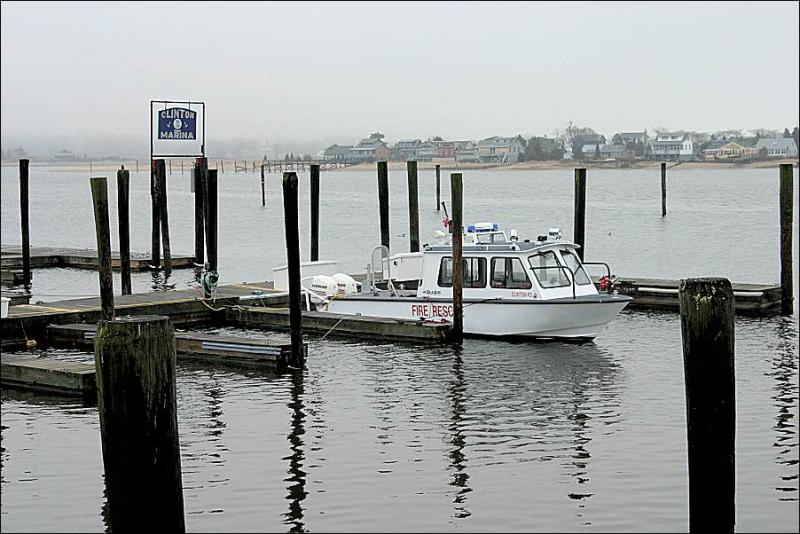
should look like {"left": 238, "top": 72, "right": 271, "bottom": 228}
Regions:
{"left": 1, "top": 165, "right": 798, "bottom": 532}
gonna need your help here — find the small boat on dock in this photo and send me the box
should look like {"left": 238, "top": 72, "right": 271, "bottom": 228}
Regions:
{"left": 304, "top": 223, "right": 632, "bottom": 340}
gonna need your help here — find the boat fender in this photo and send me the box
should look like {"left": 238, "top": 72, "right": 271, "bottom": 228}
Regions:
{"left": 599, "top": 275, "right": 612, "bottom": 292}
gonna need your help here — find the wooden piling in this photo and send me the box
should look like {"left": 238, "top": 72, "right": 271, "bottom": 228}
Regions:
{"left": 155, "top": 159, "right": 172, "bottom": 274}
{"left": 116, "top": 168, "right": 132, "bottom": 295}
{"left": 193, "top": 158, "right": 206, "bottom": 265}
{"left": 661, "top": 162, "right": 667, "bottom": 217}
{"left": 282, "top": 172, "right": 305, "bottom": 368}
{"left": 779, "top": 163, "right": 794, "bottom": 315}
{"left": 678, "top": 277, "right": 735, "bottom": 533}
{"left": 377, "top": 161, "right": 390, "bottom": 250}
{"left": 310, "top": 164, "right": 320, "bottom": 262}
{"left": 90, "top": 177, "right": 115, "bottom": 321}
{"left": 94, "top": 315, "right": 185, "bottom": 533}
{"left": 435, "top": 164, "right": 441, "bottom": 211}
{"left": 260, "top": 164, "right": 266, "bottom": 207}
{"left": 451, "top": 173, "right": 464, "bottom": 343}
{"left": 150, "top": 160, "right": 161, "bottom": 268}
{"left": 574, "top": 168, "right": 587, "bottom": 261}
{"left": 19, "top": 159, "right": 31, "bottom": 286}
{"left": 205, "top": 169, "right": 218, "bottom": 273}
{"left": 407, "top": 161, "right": 420, "bottom": 253}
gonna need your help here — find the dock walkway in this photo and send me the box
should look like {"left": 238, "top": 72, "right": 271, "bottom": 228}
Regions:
{"left": 1, "top": 245, "right": 195, "bottom": 271}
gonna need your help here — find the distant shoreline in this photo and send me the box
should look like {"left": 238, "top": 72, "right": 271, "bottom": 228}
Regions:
{"left": 1, "top": 158, "right": 797, "bottom": 173}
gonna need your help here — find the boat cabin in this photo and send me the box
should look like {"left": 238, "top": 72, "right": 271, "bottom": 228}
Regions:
{"left": 414, "top": 224, "right": 600, "bottom": 301}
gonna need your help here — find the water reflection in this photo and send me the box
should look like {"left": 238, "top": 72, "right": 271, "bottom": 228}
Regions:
{"left": 447, "top": 346, "right": 472, "bottom": 519}
{"left": 284, "top": 370, "right": 307, "bottom": 532}
{"left": 770, "top": 317, "right": 799, "bottom": 501}
{"left": 150, "top": 270, "right": 176, "bottom": 291}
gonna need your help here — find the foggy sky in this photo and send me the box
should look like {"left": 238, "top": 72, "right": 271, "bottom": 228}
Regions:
{"left": 2, "top": 1, "right": 798, "bottom": 149}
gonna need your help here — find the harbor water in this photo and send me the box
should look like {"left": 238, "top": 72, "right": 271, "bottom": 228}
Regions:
{"left": 1, "top": 165, "right": 798, "bottom": 531}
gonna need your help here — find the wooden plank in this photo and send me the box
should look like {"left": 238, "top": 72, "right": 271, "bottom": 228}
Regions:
{"left": 1, "top": 357, "right": 96, "bottom": 396}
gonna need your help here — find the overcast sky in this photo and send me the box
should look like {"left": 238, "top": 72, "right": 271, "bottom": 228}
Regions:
{"left": 2, "top": 0, "right": 798, "bottom": 147}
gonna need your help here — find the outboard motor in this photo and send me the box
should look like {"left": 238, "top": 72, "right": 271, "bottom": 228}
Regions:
{"left": 331, "top": 273, "right": 361, "bottom": 296}
{"left": 308, "top": 275, "right": 338, "bottom": 300}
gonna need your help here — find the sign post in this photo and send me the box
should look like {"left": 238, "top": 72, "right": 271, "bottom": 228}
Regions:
{"left": 150, "top": 100, "right": 206, "bottom": 277}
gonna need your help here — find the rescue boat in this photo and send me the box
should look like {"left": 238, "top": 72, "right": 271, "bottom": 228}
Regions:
{"left": 305, "top": 223, "right": 631, "bottom": 340}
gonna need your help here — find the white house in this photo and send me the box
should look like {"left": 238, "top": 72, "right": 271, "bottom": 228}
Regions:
{"left": 477, "top": 136, "right": 524, "bottom": 163}
{"left": 650, "top": 132, "right": 695, "bottom": 161}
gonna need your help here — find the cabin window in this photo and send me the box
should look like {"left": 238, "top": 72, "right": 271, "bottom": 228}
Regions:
{"left": 490, "top": 257, "right": 531, "bottom": 289}
{"left": 438, "top": 257, "right": 486, "bottom": 288}
{"left": 528, "top": 251, "right": 570, "bottom": 288}
{"left": 559, "top": 249, "right": 592, "bottom": 285}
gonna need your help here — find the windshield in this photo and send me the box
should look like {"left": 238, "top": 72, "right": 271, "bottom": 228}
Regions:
{"left": 560, "top": 249, "right": 591, "bottom": 285}
{"left": 528, "top": 251, "right": 570, "bottom": 288}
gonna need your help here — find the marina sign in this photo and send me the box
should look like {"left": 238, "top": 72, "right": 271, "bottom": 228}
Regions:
{"left": 158, "top": 107, "right": 197, "bottom": 140}
{"left": 150, "top": 100, "right": 205, "bottom": 158}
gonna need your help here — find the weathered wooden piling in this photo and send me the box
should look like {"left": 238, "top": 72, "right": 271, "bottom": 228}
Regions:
{"left": 19, "top": 159, "right": 31, "bottom": 286}
{"left": 661, "top": 162, "right": 667, "bottom": 217}
{"left": 150, "top": 159, "right": 161, "bottom": 268}
{"left": 779, "top": 163, "right": 794, "bottom": 315}
{"left": 678, "top": 277, "right": 735, "bottom": 533}
{"left": 90, "top": 177, "right": 115, "bottom": 321}
{"left": 310, "top": 164, "right": 320, "bottom": 262}
{"left": 205, "top": 169, "right": 218, "bottom": 273}
{"left": 116, "top": 167, "right": 132, "bottom": 295}
{"left": 574, "top": 168, "right": 587, "bottom": 261}
{"left": 193, "top": 157, "right": 206, "bottom": 265}
{"left": 260, "top": 163, "right": 266, "bottom": 207}
{"left": 377, "top": 161, "right": 390, "bottom": 250}
{"left": 155, "top": 159, "right": 172, "bottom": 274}
{"left": 435, "top": 164, "right": 441, "bottom": 212}
{"left": 451, "top": 173, "right": 463, "bottom": 343}
{"left": 282, "top": 172, "right": 305, "bottom": 368}
{"left": 407, "top": 161, "right": 420, "bottom": 253}
{"left": 94, "top": 315, "right": 185, "bottom": 532}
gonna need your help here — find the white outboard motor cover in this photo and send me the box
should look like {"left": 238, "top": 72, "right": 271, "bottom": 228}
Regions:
{"left": 331, "top": 273, "right": 360, "bottom": 295}
{"left": 308, "top": 275, "right": 338, "bottom": 299}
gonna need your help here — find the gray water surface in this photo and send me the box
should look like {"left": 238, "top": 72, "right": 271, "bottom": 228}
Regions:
{"left": 1, "top": 165, "right": 798, "bottom": 532}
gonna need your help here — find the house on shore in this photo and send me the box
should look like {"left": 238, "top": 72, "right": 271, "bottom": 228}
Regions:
{"left": 323, "top": 144, "right": 354, "bottom": 162}
{"left": 755, "top": 138, "right": 798, "bottom": 158}
{"left": 349, "top": 134, "right": 391, "bottom": 163}
{"left": 650, "top": 132, "right": 695, "bottom": 161}
{"left": 455, "top": 141, "right": 480, "bottom": 163}
{"left": 701, "top": 139, "right": 760, "bottom": 160}
{"left": 393, "top": 139, "right": 422, "bottom": 161}
{"left": 477, "top": 136, "right": 524, "bottom": 163}
{"left": 617, "top": 131, "right": 648, "bottom": 146}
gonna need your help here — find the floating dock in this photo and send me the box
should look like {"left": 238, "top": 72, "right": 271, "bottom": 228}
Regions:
{"left": 610, "top": 277, "right": 782, "bottom": 314}
{"left": 1, "top": 355, "right": 96, "bottom": 397}
{"left": 1, "top": 245, "right": 195, "bottom": 271}
{"left": 226, "top": 306, "right": 452, "bottom": 342}
{"left": 46, "top": 323, "right": 303, "bottom": 369}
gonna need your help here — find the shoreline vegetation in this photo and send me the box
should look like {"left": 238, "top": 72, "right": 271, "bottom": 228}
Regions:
{"left": 0, "top": 158, "right": 797, "bottom": 173}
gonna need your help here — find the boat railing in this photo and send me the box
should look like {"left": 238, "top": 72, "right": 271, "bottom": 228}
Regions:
{"left": 581, "top": 261, "right": 612, "bottom": 291}
{"left": 530, "top": 265, "right": 577, "bottom": 300}
{"left": 368, "top": 245, "right": 398, "bottom": 296}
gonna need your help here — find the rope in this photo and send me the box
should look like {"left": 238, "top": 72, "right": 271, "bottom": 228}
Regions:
{"left": 320, "top": 316, "right": 347, "bottom": 341}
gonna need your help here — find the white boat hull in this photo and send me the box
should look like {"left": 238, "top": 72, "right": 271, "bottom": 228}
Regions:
{"left": 327, "top": 295, "right": 630, "bottom": 340}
